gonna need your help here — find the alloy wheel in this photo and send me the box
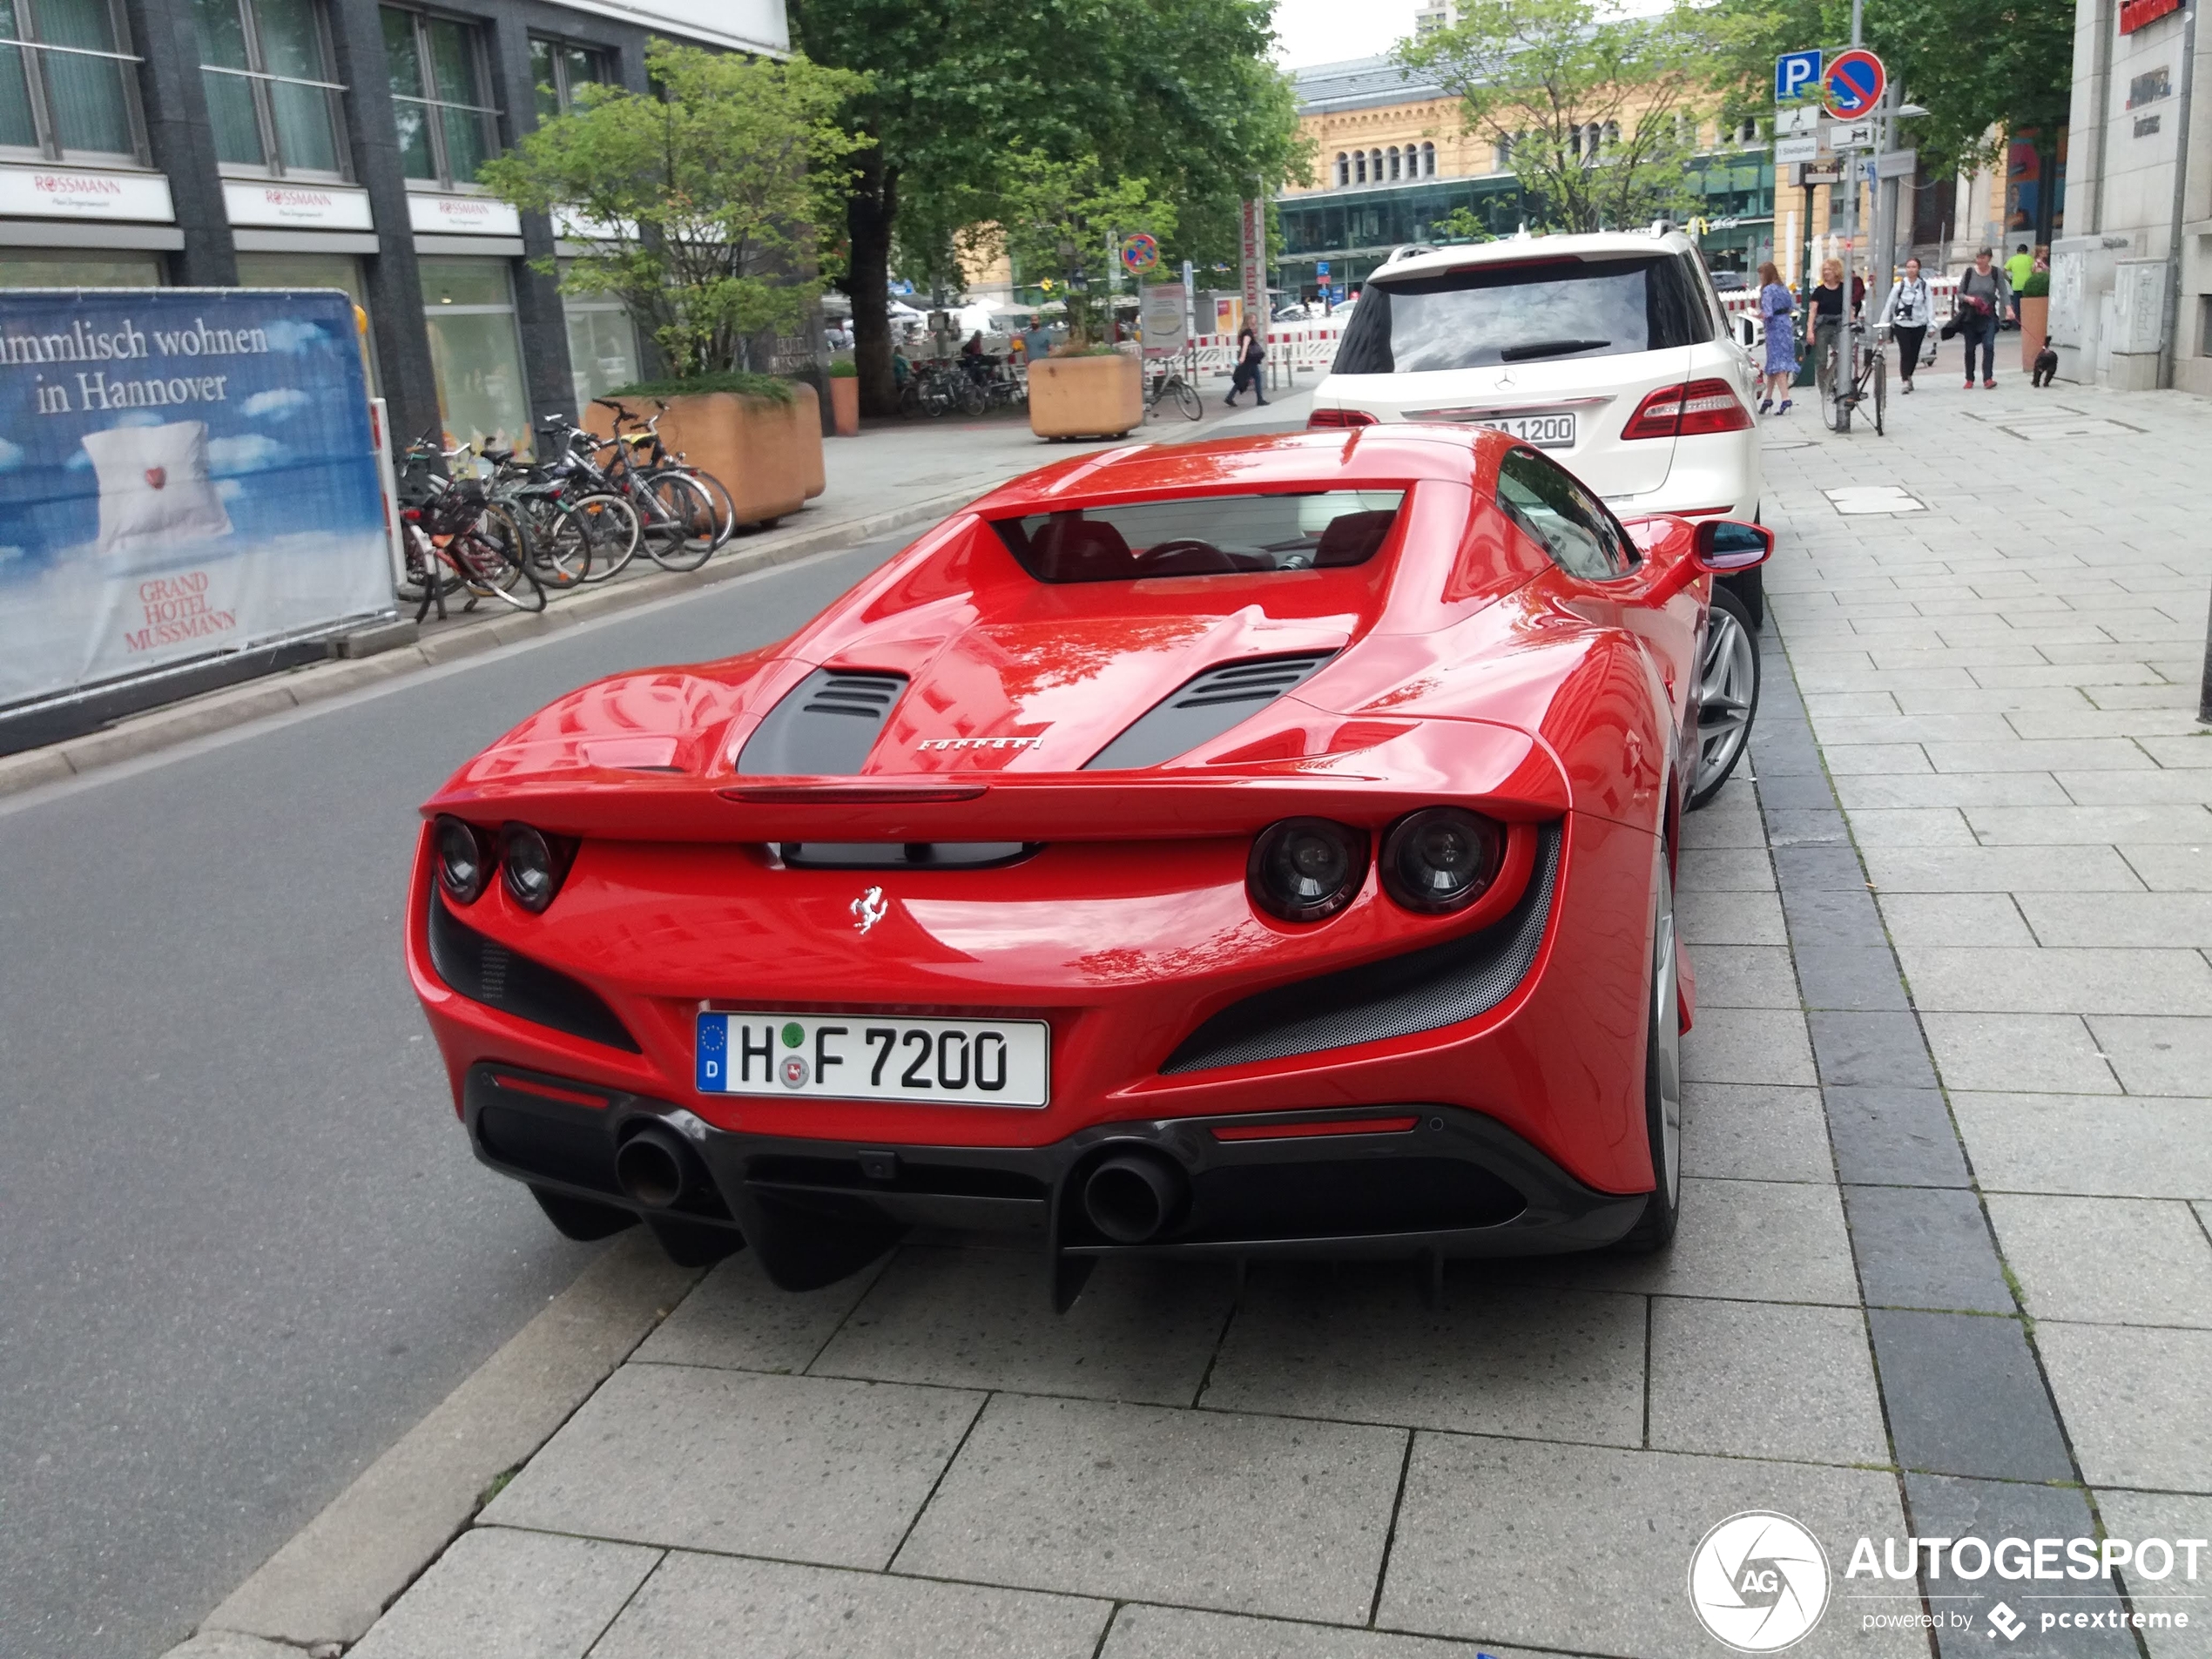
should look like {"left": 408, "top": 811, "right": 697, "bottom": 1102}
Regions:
{"left": 1691, "top": 604, "right": 1757, "bottom": 800}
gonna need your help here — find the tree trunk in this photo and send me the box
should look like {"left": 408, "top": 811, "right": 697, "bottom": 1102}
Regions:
{"left": 2035, "top": 134, "right": 2060, "bottom": 245}
{"left": 847, "top": 145, "right": 900, "bottom": 419}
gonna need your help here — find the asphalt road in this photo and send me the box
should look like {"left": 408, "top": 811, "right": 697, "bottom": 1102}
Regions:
{"left": 0, "top": 536, "right": 905, "bottom": 1659}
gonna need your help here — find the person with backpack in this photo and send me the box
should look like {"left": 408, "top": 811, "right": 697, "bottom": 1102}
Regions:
{"left": 1954, "top": 247, "right": 2012, "bottom": 388}
{"left": 1878, "top": 255, "right": 1934, "bottom": 394}
{"left": 1224, "top": 323, "right": 1268, "bottom": 408}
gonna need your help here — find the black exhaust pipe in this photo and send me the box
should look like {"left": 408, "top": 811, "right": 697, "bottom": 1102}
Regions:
{"left": 1082, "top": 1151, "right": 1188, "bottom": 1244}
{"left": 614, "top": 1123, "right": 696, "bottom": 1210}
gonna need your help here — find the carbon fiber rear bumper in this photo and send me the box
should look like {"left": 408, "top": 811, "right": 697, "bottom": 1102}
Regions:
{"left": 462, "top": 1062, "right": 1647, "bottom": 1306}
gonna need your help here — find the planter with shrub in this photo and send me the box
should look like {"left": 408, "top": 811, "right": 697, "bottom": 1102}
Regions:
{"left": 1028, "top": 347, "right": 1143, "bottom": 439}
{"left": 2019, "top": 269, "right": 2050, "bottom": 372}
{"left": 590, "top": 372, "right": 816, "bottom": 529}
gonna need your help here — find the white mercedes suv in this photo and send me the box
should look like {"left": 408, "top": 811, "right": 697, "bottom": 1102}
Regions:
{"left": 1309, "top": 231, "right": 1765, "bottom": 618}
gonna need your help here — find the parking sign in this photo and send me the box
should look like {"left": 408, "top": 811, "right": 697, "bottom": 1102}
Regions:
{"left": 1776, "top": 49, "right": 1821, "bottom": 101}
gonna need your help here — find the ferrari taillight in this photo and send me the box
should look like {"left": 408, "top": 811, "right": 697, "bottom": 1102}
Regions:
{"left": 1621, "top": 380, "right": 1752, "bottom": 440}
{"left": 1306, "top": 408, "right": 1378, "bottom": 428}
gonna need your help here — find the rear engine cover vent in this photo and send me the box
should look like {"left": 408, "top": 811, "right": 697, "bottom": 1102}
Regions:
{"left": 736, "top": 669, "right": 908, "bottom": 776}
{"left": 1085, "top": 651, "right": 1337, "bottom": 771}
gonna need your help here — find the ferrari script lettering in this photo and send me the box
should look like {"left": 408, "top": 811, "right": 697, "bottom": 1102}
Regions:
{"left": 915, "top": 736, "right": 1042, "bottom": 752}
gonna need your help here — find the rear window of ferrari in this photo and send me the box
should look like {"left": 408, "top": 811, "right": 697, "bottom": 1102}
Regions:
{"left": 1331, "top": 254, "right": 1713, "bottom": 374}
{"left": 989, "top": 489, "right": 1406, "bottom": 583}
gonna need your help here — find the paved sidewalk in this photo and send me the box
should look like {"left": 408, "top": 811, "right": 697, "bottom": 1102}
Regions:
{"left": 183, "top": 370, "right": 2211, "bottom": 1659}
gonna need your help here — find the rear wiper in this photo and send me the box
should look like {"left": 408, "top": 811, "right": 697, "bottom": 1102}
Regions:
{"left": 1497, "top": 338, "right": 1611, "bottom": 362}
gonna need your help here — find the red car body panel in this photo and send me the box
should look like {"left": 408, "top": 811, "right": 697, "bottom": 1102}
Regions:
{"left": 407, "top": 428, "right": 1741, "bottom": 1276}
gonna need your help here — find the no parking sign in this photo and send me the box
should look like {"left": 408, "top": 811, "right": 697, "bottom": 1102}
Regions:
{"left": 1822, "top": 49, "right": 1886, "bottom": 119}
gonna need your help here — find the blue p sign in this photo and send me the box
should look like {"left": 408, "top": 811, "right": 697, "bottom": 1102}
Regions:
{"left": 1776, "top": 49, "right": 1822, "bottom": 101}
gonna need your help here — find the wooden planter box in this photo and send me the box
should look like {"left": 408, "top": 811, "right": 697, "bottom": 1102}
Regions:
{"left": 2020, "top": 294, "right": 2050, "bottom": 371}
{"left": 829, "top": 375, "right": 860, "bottom": 436}
{"left": 790, "top": 381, "right": 826, "bottom": 500}
{"left": 1028, "top": 352, "right": 1143, "bottom": 439}
{"left": 586, "top": 390, "right": 819, "bottom": 530}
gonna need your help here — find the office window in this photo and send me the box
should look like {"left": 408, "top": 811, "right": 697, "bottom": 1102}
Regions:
{"left": 528, "top": 35, "right": 609, "bottom": 122}
{"left": 194, "top": 0, "right": 344, "bottom": 177}
{"left": 382, "top": 6, "right": 497, "bottom": 187}
{"left": 0, "top": 0, "right": 145, "bottom": 162}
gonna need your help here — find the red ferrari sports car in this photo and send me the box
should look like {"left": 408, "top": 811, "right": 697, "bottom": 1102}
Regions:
{"left": 406, "top": 427, "right": 1770, "bottom": 1305}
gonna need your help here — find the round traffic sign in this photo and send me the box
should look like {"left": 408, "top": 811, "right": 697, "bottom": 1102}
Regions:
{"left": 1822, "top": 49, "right": 1885, "bottom": 118}
{"left": 1119, "top": 233, "right": 1160, "bottom": 274}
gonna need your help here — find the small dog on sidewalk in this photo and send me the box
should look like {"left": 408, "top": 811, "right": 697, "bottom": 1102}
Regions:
{"left": 2033, "top": 336, "right": 2059, "bottom": 388}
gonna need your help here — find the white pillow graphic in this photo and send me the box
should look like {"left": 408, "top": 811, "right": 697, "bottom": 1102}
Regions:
{"left": 81, "top": 421, "right": 233, "bottom": 555}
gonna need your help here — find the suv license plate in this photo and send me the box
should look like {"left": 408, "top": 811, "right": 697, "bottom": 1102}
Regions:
{"left": 1475, "top": 413, "right": 1576, "bottom": 448}
{"left": 697, "top": 1011, "right": 1049, "bottom": 1108}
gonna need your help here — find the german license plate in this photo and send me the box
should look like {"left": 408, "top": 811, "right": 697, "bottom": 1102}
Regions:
{"left": 1475, "top": 412, "right": 1576, "bottom": 448}
{"left": 696, "top": 1011, "right": 1049, "bottom": 1108}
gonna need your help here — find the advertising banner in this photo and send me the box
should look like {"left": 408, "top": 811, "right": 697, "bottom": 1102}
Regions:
{"left": 0, "top": 287, "right": 390, "bottom": 709}
{"left": 1139, "top": 283, "right": 1186, "bottom": 356}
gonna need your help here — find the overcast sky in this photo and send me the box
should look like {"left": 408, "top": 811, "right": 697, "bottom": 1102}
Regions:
{"left": 1270, "top": 0, "right": 1422, "bottom": 70}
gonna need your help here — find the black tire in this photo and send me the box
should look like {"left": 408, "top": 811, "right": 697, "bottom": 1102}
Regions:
{"left": 1613, "top": 845, "right": 1683, "bottom": 1253}
{"left": 639, "top": 471, "right": 718, "bottom": 571}
{"left": 531, "top": 1185, "right": 636, "bottom": 1241}
{"left": 1871, "top": 349, "right": 1886, "bottom": 436}
{"left": 1173, "top": 378, "right": 1204, "bottom": 421}
{"left": 1686, "top": 584, "right": 1760, "bottom": 811}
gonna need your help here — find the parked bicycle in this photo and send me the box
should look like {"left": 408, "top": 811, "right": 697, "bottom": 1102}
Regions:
{"left": 590, "top": 399, "right": 738, "bottom": 558}
{"left": 477, "top": 433, "right": 639, "bottom": 589}
{"left": 1144, "top": 357, "right": 1203, "bottom": 421}
{"left": 1815, "top": 316, "right": 1887, "bottom": 436}
{"left": 394, "top": 430, "right": 543, "bottom": 618}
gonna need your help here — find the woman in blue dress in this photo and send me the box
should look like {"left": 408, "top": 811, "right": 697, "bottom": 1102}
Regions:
{"left": 1756, "top": 260, "right": 1798, "bottom": 415}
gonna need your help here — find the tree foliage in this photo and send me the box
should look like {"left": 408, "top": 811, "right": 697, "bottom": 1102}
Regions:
{"left": 972, "top": 153, "right": 1177, "bottom": 344}
{"left": 479, "top": 43, "right": 868, "bottom": 379}
{"left": 1401, "top": 0, "right": 1717, "bottom": 233}
{"left": 789, "top": 0, "right": 1308, "bottom": 412}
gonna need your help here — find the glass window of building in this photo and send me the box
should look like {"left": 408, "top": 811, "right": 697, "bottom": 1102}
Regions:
{"left": 563, "top": 292, "right": 637, "bottom": 411}
{"left": 528, "top": 35, "right": 610, "bottom": 122}
{"left": 1421, "top": 141, "right": 1436, "bottom": 177}
{"left": 0, "top": 0, "right": 146, "bottom": 163}
{"left": 0, "top": 249, "right": 158, "bottom": 285}
{"left": 381, "top": 6, "right": 497, "bottom": 188}
{"left": 420, "top": 256, "right": 529, "bottom": 459}
{"left": 192, "top": 0, "right": 345, "bottom": 177}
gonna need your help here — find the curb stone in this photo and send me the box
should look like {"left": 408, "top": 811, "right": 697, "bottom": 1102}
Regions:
{"left": 2, "top": 487, "right": 977, "bottom": 802}
{"left": 167, "top": 1231, "right": 702, "bottom": 1655}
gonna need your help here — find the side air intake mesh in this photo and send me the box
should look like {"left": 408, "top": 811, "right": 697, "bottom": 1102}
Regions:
{"left": 1084, "top": 651, "right": 1337, "bottom": 771}
{"left": 736, "top": 670, "right": 907, "bottom": 776}
{"left": 1161, "top": 822, "right": 1564, "bottom": 1073}
{"left": 427, "top": 891, "right": 641, "bottom": 1052}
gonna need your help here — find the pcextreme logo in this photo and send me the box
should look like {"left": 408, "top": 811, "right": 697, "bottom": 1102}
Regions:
{"left": 1688, "top": 1512, "right": 1831, "bottom": 1652}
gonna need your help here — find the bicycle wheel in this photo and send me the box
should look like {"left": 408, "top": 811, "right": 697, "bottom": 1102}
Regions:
{"left": 682, "top": 468, "right": 738, "bottom": 550}
{"left": 1173, "top": 376, "right": 1203, "bottom": 421}
{"left": 515, "top": 494, "right": 589, "bottom": 585}
{"left": 640, "top": 472, "right": 718, "bottom": 571}
{"left": 452, "top": 505, "right": 544, "bottom": 612}
{"left": 1870, "top": 350, "right": 1886, "bottom": 436}
{"left": 563, "top": 494, "right": 643, "bottom": 583}
{"left": 957, "top": 378, "right": 987, "bottom": 416}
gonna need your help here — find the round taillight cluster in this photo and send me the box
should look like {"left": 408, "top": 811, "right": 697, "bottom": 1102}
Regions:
{"left": 1246, "top": 808, "right": 1501, "bottom": 923}
{"left": 434, "top": 814, "right": 571, "bottom": 914}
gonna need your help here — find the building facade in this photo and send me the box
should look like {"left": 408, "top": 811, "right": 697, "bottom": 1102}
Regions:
{"left": 0, "top": 0, "right": 786, "bottom": 455}
{"left": 1278, "top": 55, "right": 1778, "bottom": 298}
{"left": 2058, "top": 0, "right": 2210, "bottom": 389}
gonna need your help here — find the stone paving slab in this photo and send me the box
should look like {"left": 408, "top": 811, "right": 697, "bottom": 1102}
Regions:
{"left": 342, "top": 1527, "right": 660, "bottom": 1659}
{"left": 1100, "top": 1603, "right": 1551, "bottom": 1659}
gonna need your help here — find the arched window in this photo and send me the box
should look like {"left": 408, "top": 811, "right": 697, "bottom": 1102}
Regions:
{"left": 1371, "top": 148, "right": 1383, "bottom": 181}
{"left": 1422, "top": 141, "right": 1436, "bottom": 177}
{"left": 1496, "top": 133, "right": 1513, "bottom": 169}
{"left": 1389, "top": 145, "right": 1402, "bottom": 180}
{"left": 1355, "top": 151, "right": 1366, "bottom": 183}
{"left": 1336, "top": 151, "right": 1350, "bottom": 186}
{"left": 1605, "top": 121, "right": 1620, "bottom": 147}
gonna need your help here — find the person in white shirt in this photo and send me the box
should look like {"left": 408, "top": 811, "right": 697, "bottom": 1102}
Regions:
{"left": 1878, "top": 256, "right": 1933, "bottom": 395}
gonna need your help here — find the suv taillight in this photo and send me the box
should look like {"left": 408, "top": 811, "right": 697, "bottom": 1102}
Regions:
{"left": 1307, "top": 408, "right": 1378, "bottom": 428}
{"left": 1622, "top": 379, "right": 1752, "bottom": 440}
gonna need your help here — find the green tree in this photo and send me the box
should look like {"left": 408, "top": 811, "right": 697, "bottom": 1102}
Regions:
{"left": 480, "top": 43, "right": 868, "bottom": 379}
{"left": 1401, "top": 0, "right": 1716, "bottom": 233}
{"left": 975, "top": 152, "right": 1178, "bottom": 344}
{"left": 789, "top": 0, "right": 1307, "bottom": 415}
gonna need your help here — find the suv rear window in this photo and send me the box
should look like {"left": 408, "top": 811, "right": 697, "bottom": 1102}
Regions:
{"left": 990, "top": 490, "right": 1405, "bottom": 583}
{"left": 1332, "top": 254, "right": 1713, "bottom": 374}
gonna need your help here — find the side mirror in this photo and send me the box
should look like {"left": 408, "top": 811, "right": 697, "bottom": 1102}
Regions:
{"left": 1694, "top": 517, "right": 1772, "bottom": 573}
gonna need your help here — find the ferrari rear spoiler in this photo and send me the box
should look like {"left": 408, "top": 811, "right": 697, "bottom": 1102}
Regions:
{"left": 421, "top": 719, "right": 1572, "bottom": 843}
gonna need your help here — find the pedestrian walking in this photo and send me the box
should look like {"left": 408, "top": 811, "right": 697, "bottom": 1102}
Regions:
{"left": 1224, "top": 323, "right": 1268, "bottom": 408}
{"left": 1878, "top": 255, "right": 1933, "bottom": 395}
{"left": 1810, "top": 257, "right": 1848, "bottom": 391}
{"left": 1755, "top": 260, "right": 1798, "bottom": 415}
{"left": 1953, "top": 247, "right": 2011, "bottom": 388}
{"left": 2005, "top": 242, "right": 2034, "bottom": 327}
